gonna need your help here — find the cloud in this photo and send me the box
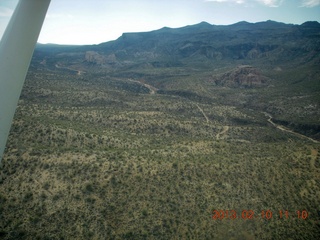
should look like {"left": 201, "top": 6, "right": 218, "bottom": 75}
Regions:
{"left": 205, "top": 0, "right": 320, "bottom": 7}
{"left": 0, "top": 6, "right": 13, "bottom": 17}
{"left": 300, "top": 0, "right": 320, "bottom": 7}
{"left": 46, "top": 13, "right": 74, "bottom": 20}
{"left": 256, "top": 0, "right": 284, "bottom": 7}
{"left": 205, "top": 0, "right": 286, "bottom": 7}
{"left": 204, "top": 0, "right": 245, "bottom": 4}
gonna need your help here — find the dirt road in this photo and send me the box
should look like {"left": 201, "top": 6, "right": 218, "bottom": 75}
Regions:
{"left": 216, "top": 126, "right": 229, "bottom": 140}
{"left": 195, "top": 104, "right": 209, "bottom": 123}
{"left": 263, "top": 112, "right": 319, "bottom": 144}
{"left": 127, "top": 79, "right": 158, "bottom": 94}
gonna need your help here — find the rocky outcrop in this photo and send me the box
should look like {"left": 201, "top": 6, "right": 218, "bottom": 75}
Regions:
{"left": 212, "top": 65, "right": 270, "bottom": 88}
{"left": 85, "top": 51, "right": 106, "bottom": 65}
{"left": 85, "top": 51, "right": 118, "bottom": 65}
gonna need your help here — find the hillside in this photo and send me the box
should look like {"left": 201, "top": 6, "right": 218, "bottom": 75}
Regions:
{"left": 0, "top": 21, "right": 320, "bottom": 239}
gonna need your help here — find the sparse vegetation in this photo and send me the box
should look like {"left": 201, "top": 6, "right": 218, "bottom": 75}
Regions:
{"left": 0, "top": 21, "right": 319, "bottom": 239}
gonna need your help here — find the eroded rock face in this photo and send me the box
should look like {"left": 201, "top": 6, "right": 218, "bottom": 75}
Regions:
{"left": 85, "top": 51, "right": 119, "bottom": 68}
{"left": 85, "top": 51, "right": 106, "bottom": 65}
{"left": 212, "top": 65, "right": 270, "bottom": 88}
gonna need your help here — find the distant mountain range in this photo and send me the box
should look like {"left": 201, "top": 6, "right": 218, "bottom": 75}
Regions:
{"left": 34, "top": 20, "right": 320, "bottom": 72}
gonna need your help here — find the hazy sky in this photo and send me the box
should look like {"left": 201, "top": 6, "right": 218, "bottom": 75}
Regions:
{"left": 0, "top": 0, "right": 319, "bottom": 45}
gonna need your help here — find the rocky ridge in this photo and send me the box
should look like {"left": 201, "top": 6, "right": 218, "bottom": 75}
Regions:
{"left": 211, "top": 65, "right": 271, "bottom": 88}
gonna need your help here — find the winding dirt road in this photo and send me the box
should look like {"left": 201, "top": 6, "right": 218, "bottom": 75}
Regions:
{"left": 127, "top": 79, "right": 158, "bottom": 94}
{"left": 55, "top": 63, "right": 85, "bottom": 76}
{"left": 216, "top": 126, "right": 229, "bottom": 140}
{"left": 195, "top": 104, "right": 209, "bottom": 123}
{"left": 263, "top": 112, "right": 319, "bottom": 144}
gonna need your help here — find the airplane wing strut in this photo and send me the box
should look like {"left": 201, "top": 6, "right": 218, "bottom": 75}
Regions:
{"left": 0, "top": 0, "right": 51, "bottom": 161}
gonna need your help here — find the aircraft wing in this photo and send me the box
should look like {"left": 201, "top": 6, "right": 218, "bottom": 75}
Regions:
{"left": 0, "top": 0, "right": 51, "bottom": 161}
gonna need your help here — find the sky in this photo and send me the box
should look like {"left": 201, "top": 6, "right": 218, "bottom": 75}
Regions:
{"left": 0, "top": 0, "right": 320, "bottom": 45}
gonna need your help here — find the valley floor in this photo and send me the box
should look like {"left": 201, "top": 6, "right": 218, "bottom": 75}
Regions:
{"left": 0, "top": 70, "right": 319, "bottom": 239}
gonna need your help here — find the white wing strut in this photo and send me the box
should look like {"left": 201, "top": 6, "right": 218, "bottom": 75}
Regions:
{"left": 0, "top": 0, "right": 51, "bottom": 161}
